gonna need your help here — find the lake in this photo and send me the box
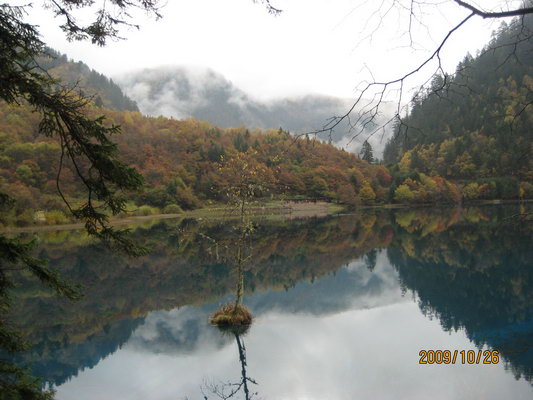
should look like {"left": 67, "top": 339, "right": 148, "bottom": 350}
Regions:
{"left": 7, "top": 205, "right": 533, "bottom": 399}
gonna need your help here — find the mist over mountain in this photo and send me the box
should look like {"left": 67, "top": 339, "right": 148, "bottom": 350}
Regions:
{"left": 117, "top": 66, "right": 395, "bottom": 157}
{"left": 37, "top": 49, "right": 394, "bottom": 157}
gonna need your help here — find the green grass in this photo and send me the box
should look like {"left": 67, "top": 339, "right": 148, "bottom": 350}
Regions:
{"left": 327, "top": 203, "right": 345, "bottom": 213}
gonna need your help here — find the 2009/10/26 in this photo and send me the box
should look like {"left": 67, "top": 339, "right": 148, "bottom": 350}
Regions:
{"left": 419, "top": 350, "right": 500, "bottom": 364}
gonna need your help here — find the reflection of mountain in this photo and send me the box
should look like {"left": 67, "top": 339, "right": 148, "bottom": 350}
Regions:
{"left": 12, "top": 215, "right": 391, "bottom": 336}
{"left": 387, "top": 209, "right": 533, "bottom": 383}
{"left": 9, "top": 214, "right": 391, "bottom": 385}
{"left": 14, "top": 257, "right": 401, "bottom": 386}
{"left": 8, "top": 205, "right": 533, "bottom": 387}
{"left": 13, "top": 317, "right": 144, "bottom": 387}
{"left": 126, "top": 256, "right": 404, "bottom": 357}
{"left": 245, "top": 252, "right": 402, "bottom": 315}
{"left": 118, "top": 67, "right": 395, "bottom": 155}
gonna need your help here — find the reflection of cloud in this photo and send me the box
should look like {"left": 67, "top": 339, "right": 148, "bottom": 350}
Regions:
{"left": 126, "top": 252, "right": 404, "bottom": 357}
{"left": 55, "top": 251, "right": 532, "bottom": 400}
{"left": 56, "top": 303, "right": 532, "bottom": 400}
{"left": 126, "top": 306, "right": 231, "bottom": 355}
{"left": 246, "top": 250, "right": 406, "bottom": 316}
{"left": 249, "top": 303, "right": 530, "bottom": 400}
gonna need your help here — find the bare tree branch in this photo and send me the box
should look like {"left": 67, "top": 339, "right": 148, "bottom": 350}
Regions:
{"left": 297, "top": 8, "right": 476, "bottom": 151}
{"left": 454, "top": 0, "right": 533, "bottom": 19}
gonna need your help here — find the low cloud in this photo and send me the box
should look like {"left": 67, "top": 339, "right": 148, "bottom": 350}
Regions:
{"left": 117, "top": 66, "right": 395, "bottom": 157}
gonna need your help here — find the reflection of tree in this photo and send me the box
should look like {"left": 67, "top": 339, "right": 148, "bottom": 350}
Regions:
{"left": 232, "top": 223, "right": 252, "bottom": 311}
{"left": 202, "top": 327, "right": 258, "bottom": 400}
{"left": 364, "top": 249, "right": 378, "bottom": 272}
{"left": 388, "top": 207, "right": 533, "bottom": 384}
{"left": 10, "top": 204, "right": 532, "bottom": 387}
{"left": 12, "top": 214, "right": 390, "bottom": 345}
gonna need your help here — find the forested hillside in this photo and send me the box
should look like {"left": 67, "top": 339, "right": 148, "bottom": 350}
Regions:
{"left": 38, "top": 48, "right": 139, "bottom": 112}
{"left": 36, "top": 49, "right": 396, "bottom": 157}
{"left": 4, "top": 29, "right": 533, "bottom": 230}
{"left": 384, "top": 15, "right": 533, "bottom": 201}
{"left": 0, "top": 99, "right": 393, "bottom": 225}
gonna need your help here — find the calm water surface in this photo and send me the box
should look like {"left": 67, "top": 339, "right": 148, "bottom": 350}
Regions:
{"left": 8, "top": 205, "right": 533, "bottom": 399}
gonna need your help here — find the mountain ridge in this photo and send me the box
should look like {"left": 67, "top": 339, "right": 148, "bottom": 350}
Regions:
{"left": 36, "top": 50, "right": 395, "bottom": 157}
{"left": 117, "top": 65, "right": 395, "bottom": 156}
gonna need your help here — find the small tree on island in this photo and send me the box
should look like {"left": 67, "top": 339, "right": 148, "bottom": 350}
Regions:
{"left": 210, "top": 150, "right": 274, "bottom": 326}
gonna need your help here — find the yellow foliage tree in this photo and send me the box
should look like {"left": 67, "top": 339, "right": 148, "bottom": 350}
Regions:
{"left": 359, "top": 180, "right": 376, "bottom": 204}
{"left": 398, "top": 150, "right": 412, "bottom": 174}
{"left": 394, "top": 184, "right": 415, "bottom": 203}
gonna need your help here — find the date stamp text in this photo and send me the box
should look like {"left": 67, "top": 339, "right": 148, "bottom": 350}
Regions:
{"left": 419, "top": 350, "right": 499, "bottom": 364}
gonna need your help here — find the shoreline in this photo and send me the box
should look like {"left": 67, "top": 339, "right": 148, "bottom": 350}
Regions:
{"left": 1, "top": 199, "right": 529, "bottom": 234}
{"left": 0, "top": 201, "right": 339, "bottom": 233}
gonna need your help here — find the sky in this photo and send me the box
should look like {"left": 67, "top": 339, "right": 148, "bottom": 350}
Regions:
{"left": 21, "top": 0, "right": 521, "bottom": 101}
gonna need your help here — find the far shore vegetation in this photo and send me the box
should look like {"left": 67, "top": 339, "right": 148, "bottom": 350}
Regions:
{"left": 2, "top": 198, "right": 531, "bottom": 234}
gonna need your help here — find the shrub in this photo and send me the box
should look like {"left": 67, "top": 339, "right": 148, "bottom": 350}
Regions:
{"left": 520, "top": 182, "right": 533, "bottom": 199}
{"left": 44, "top": 210, "right": 69, "bottom": 225}
{"left": 394, "top": 184, "right": 415, "bottom": 203}
{"left": 477, "top": 177, "right": 518, "bottom": 199}
{"left": 134, "top": 205, "right": 159, "bottom": 216}
{"left": 462, "top": 183, "right": 480, "bottom": 200}
{"left": 175, "top": 187, "right": 200, "bottom": 210}
{"left": 15, "top": 209, "right": 34, "bottom": 227}
{"left": 139, "top": 186, "right": 171, "bottom": 208}
{"left": 163, "top": 204, "right": 183, "bottom": 214}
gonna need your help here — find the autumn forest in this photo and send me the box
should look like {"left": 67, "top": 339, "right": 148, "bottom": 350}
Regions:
{"left": 2, "top": 1, "right": 533, "bottom": 399}
{"left": 2, "top": 14, "right": 533, "bottom": 228}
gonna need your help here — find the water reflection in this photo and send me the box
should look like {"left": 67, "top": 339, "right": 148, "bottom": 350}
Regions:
{"left": 202, "top": 326, "right": 258, "bottom": 400}
{"left": 6, "top": 205, "right": 533, "bottom": 398}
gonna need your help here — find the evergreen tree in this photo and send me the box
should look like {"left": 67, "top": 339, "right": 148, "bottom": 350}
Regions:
{"left": 0, "top": 2, "right": 160, "bottom": 397}
{"left": 233, "top": 132, "right": 249, "bottom": 152}
{"left": 361, "top": 141, "right": 375, "bottom": 164}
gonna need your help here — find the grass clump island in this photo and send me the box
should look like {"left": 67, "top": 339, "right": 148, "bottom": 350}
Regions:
{"left": 210, "top": 304, "right": 253, "bottom": 326}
